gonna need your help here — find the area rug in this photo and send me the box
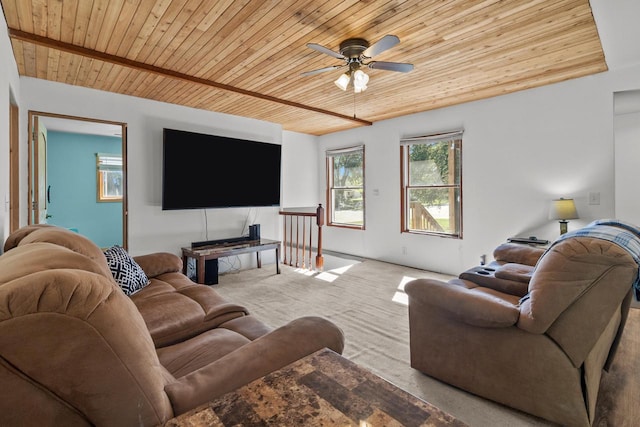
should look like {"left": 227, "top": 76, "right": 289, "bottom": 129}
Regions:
{"left": 215, "top": 256, "right": 638, "bottom": 427}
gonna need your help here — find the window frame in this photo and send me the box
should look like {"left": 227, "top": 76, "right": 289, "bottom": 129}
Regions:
{"left": 400, "top": 131, "right": 463, "bottom": 238}
{"left": 326, "top": 145, "right": 365, "bottom": 229}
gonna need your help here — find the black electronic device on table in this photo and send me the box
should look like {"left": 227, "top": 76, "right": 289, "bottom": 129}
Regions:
{"left": 191, "top": 236, "right": 250, "bottom": 249}
{"left": 249, "top": 224, "right": 261, "bottom": 241}
{"left": 507, "top": 236, "right": 550, "bottom": 245}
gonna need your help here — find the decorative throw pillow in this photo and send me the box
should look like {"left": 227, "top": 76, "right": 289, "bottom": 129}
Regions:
{"left": 104, "top": 245, "right": 150, "bottom": 296}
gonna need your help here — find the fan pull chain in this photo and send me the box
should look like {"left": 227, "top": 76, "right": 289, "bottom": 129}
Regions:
{"left": 353, "top": 90, "right": 357, "bottom": 119}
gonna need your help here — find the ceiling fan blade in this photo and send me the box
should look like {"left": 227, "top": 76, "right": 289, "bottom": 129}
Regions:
{"left": 363, "top": 35, "right": 400, "bottom": 58}
{"left": 306, "top": 43, "right": 345, "bottom": 60}
{"left": 301, "top": 65, "right": 344, "bottom": 76}
{"left": 368, "top": 61, "right": 414, "bottom": 72}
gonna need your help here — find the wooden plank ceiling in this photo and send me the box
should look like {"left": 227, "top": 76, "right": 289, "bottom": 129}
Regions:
{"left": 1, "top": 0, "right": 606, "bottom": 136}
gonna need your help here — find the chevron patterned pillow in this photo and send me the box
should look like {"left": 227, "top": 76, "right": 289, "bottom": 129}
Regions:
{"left": 104, "top": 245, "right": 150, "bottom": 296}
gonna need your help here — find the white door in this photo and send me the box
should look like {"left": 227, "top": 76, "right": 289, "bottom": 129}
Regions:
{"left": 32, "top": 116, "right": 48, "bottom": 223}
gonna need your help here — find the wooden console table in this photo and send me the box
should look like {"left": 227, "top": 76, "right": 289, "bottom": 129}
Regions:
{"left": 165, "top": 348, "right": 467, "bottom": 426}
{"left": 182, "top": 239, "right": 280, "bottom": 285}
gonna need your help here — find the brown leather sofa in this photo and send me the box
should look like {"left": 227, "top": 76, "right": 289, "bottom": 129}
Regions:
{"left": 0, "top": 225, "right": 344, "bottom": 426}
{"left": 406, "top": 224, "right": 639, "bottom": 427}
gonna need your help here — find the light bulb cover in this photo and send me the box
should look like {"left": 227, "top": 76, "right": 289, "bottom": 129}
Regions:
{"left": 353, "top": 69, "right": 369, "bottom": 92}
{"left": 334, "top": 73, "right": 350, "bottom": 91}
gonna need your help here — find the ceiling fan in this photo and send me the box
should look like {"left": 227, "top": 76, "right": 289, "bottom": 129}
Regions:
{"left": 302, "top": 35, "right": 414, "bottom": 93}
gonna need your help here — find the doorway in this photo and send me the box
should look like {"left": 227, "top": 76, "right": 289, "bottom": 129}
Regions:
{"left": 9, "top": 101, "right": 19, "bottom": 233}
{"left": 27, "top": 111, "right": 128, "bottom": 249}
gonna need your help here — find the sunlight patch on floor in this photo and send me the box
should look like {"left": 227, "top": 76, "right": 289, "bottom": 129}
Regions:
{"left": 392, "top": 291, "right": 409, "bottom": 305}
{"left": 293, "top": 268, "right": 316, "bottom": 276}
{"left": 392, "top": 275, "right": 416, "bottom": 306}
{"left": 315, "top": 259, "right": 357, "bottom": 282}
{"left": 328, "top": 264, "right": 355, "bottom": 275}
{"left": 290, "top": 254, "right": 359, "bottom": 283}
{"left": 316, "top": 271, "right": 339, "bottom": 282}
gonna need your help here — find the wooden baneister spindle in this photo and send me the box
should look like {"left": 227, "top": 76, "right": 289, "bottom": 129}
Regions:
{"left": 282, "top": 215, "right": 288, "bottom": 265}
{"left": 279, "top": 204, "right": 324, "bottom": 271}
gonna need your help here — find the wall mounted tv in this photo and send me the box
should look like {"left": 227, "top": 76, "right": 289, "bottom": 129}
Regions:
{"left": 162, "top": 128, "right": 281, "bottom": 210}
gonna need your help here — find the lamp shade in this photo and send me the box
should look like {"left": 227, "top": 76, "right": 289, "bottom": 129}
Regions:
{"left": 353, "top": 69, "right": 369, "bottom": 93}
{"left": 549, "top": 198, "right": 579, "bottom": 220}
{"left": 334, "top": 73, "right": 350, "bottom": 91}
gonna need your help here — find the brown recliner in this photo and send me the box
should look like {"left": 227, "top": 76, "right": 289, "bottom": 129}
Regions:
{"left": 0, "top": 225, "right": 344, "bottom": 426}
{"left": 406, "top": 226, "right": 639, "bottom": 427}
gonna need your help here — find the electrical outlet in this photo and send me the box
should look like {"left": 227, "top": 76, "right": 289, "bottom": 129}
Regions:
{"left": 589, "top": 192, "right": 600, "bottom": 205}
{"left": 402, "top": 246, "right": 407, "bottom": 255}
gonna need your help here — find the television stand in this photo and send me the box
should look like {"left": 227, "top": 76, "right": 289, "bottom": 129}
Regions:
{"left": 182, "top": 239, "right": 281, "bottom": 285}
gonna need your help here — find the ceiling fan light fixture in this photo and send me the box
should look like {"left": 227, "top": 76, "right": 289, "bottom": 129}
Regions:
{"left": 306, "top": 35, "right": 410, "bottom": 94}
{"left": 334, "top": 72, "right": 351, "bottom": 91}
{"left": 353, "top": 69, "right": 369, "bottom": 93}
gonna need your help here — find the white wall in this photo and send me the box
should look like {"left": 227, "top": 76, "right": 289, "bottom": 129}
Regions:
{"left": 318, "top": 66, "right": 640, "bottom": 275}
{"left": 0, "top": 10, "right": 20, "bottom": 250}
{"left": 614, "top": 90, "right": 640, "bottom": 223}
{"left": 17, "top": 78, "right": 298, "bottom": 271}
{"left": 281, "top": 130, "right": 319, "bottom": 208}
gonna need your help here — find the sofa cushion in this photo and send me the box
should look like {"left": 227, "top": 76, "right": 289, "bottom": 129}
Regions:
{"left": 12, "top": 226, "right": 112, "bottom": 278}
{"left": 131, "top": 272, "right": 249, "bottom": 347}
{"left": 157, "top": 328, "right": 251, "bottom": 378}
{"left": 104, "top": 245, "right": 150, "bottom": 295}
{"left": 0, "top": 243, "right": 109, "bottom": 286}
{"left": 3, "top": 223, "right": 53, "bottom": 252}
{"left": 218, "top": 315, "right": 273, "bottom": 341}
{"left": 134, "top": 252, "right": 183, "bottom": 278}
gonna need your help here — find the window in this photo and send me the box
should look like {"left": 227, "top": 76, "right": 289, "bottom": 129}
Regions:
{"left": 96, "top": 153, "right": 123, "bottom": 202}
{"left": 401, "top": 131, "right": 462, "bottom": 238}
{"left": 326, "top": 145, "right": 364, "bottom": 228}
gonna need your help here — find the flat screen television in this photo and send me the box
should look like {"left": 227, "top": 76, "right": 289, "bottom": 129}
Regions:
{"left": 162, "top": 128, "right": 281, "bottom": 210}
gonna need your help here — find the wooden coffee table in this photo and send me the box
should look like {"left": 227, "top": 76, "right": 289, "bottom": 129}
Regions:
{"left": 165, "top": 348, "right": 467, "bottom": 426}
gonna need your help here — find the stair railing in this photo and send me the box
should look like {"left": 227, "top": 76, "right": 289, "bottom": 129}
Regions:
{"left": 279, "top": 204, "right": 324, "bottom": 270}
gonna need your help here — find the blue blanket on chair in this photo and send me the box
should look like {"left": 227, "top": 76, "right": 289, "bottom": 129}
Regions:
{"left": 551, "top": 219, "right": 640, "bottom": 300}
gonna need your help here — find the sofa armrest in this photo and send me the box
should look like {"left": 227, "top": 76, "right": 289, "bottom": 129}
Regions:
{"left": 164, "top": 316, "right": 344, "bottom": 415}
{"left": 493, "top": 243, "right": 545, "bottom": 266}
{"left": 405, "top": 278, "right": 520, "bottom": 328}
{"left": 133, "top": 252, "right": 182, "bottom": 278}
{"left": 494, "top": 263, "right": 535, "bottom": 283}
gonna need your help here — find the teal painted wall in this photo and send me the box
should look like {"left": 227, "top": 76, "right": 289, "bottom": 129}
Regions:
{"left": 47, "top": 131, "right": 122, "bottom": 248}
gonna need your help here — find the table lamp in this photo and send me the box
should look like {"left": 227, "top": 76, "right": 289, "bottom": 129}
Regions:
{"left": 549, "top": 198, "right": 579, "bottom": 234}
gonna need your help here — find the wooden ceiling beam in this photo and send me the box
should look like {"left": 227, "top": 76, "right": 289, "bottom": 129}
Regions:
{"left": 8, "top": 27, "right": 372, "bottom": 127}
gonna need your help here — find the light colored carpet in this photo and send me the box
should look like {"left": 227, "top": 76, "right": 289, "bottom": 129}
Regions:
{"left": 215, "top": 255, "right": 637, "bottom": 427}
